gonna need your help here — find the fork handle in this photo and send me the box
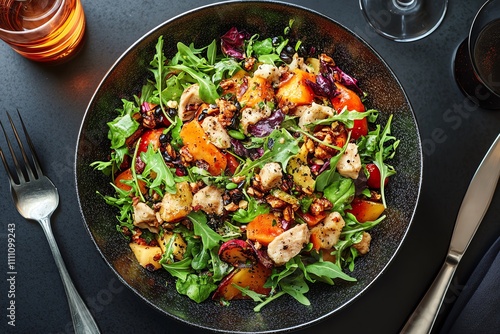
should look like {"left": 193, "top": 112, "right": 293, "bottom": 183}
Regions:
{"left": 38, "top": 217, "right": 101, "bottom": 334}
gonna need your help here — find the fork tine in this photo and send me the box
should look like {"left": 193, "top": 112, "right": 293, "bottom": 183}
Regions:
{"left": 16, "top": 110, "right": 43, "bottom": 177}
{"left": 0, "top": 145, "right": 16, "bottom": 185}
{"left": 0, "top": 118, "right": 26, "bottom": 183}
{"left": 6, "top": 112, "right": 37, "bottom": 181}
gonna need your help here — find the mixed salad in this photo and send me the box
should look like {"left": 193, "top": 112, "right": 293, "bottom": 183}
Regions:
{"left": 92, "top": 23, "right": 399, "bottom": 311}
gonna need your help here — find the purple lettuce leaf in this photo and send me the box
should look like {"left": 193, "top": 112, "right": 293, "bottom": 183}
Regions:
{"left": 230, "top": 138, "right": 264, "bottom": 160}
{"left": 315, "top": 56, "right": 363, "bottom": 96}
{"left": 221, "top": 27, "right": 249, "bottom": 60}
{"left": 306, "top": 73, "right": 339, "bottom": 99}
{"left": 247, "top": 109, "right": 285, "bottom": 138}
{"left": 332, "top": 65, "right": 363, "bottom": 96}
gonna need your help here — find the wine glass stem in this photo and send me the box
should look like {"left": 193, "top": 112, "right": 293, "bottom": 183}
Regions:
{"left": 396, "top": 0, "right": 415, "bottom": 5}
{"left": 394, "top": 0, "right": 417, "bottom": 10}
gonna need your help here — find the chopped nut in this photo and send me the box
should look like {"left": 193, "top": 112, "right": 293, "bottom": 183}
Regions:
{"left": 179, "top": 146, "right": 194, "bottom": 164}
{"left": 310, "top": 198, "right": 333, "bottom": 216}
{"left": 265, "top": 195, "right": 287, "bottom": 209}
{"left": 247, "top": 186, "right": 264, "bottom": 198}
{"left": 301, "top": 187, "right": 314, "bottom": 195}
{"left": 217, "top": 98, "right": 238, "bottom": 127}
{"left": 231, "top": 175, "right": 246, "bottom": 184}
{"left": 167, "top": 100, "right": 178, "bottom": 109}
{"left": 224, "top": 202, "right": 240, "bottom": 212}
{"left": 189, "top": 181, "right": 204, "bottom": 194}
{"left": 165, "top": 143, "right": 177, "bottom": 160}
{"left": 244, "top": 57, "right": 256, "bottom": 71}
{"left": 283, "top": 206, "right": 294, "bottom": 223}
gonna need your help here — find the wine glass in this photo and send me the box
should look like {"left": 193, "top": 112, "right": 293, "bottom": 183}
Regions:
{"left": 359, "top": 0, "right": 448, "bottom": 42}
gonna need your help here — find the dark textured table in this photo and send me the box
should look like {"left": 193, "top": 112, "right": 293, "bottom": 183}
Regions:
{"left": 1, "top": 1, "right": 499, "bottom": 333}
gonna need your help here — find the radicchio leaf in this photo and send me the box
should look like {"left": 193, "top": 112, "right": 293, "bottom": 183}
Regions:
{"left": 221, "top": 27, "right": 249, "bottom": 60}
{"left": 247, "top": 109, "right": 285, "bottom": 137}
{"left": 317, "top": 55, "right": 363, "bottom": 96}
{"left": 230, "top": 138, "right": 263, "bottom": 160}
{"left": 306, "top": 73, "right": 339, "bottom": 99}
{"left": 332, "top": 65, "right": 363, "bottom": 96}
{"left": 353, "top": 168, "right": 368, "bottom": 196}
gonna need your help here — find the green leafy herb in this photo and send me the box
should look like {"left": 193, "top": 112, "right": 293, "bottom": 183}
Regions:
{"left": 176, "top": 273, "right": 218, "bottom": 303}
{"left": 358, "top": 114, "right": 399, "bottom": 207}
{"left": 160, "top": 256, "right": 192, "bottom": 281}
{"left": 315, "top": 139, "right": 349, "bottom": 192}
{"left": 323, "top": 177, "right": 355, "bottom": 214}
{"left": 235, "top": 128, "right": 299, "bottom": 177}
{"left": 140, "top": 144, "right": 176, "bottom": 194}
{"left": 107, "top": 110, "right": 139, "bottom": 149}
{"left": 188, "top": 211, "right": 224, "bottom": 250}
{"left": 306, "top": 260, "right": 357, "bottom": 284}
{"left": 310, "top": 108, "right": 378, "bottom": 130}
{"left": 232, "top": 192, "right": 270, "bottom": 223}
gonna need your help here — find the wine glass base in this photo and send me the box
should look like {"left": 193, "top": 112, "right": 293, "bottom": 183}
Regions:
{"left": 360, "top": 0, "right": 448, "bottom": 42}
{"left": 453, "top": 39, "right": 500, "bottom": 110}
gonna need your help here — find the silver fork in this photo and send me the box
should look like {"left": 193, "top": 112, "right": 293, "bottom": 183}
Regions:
{"left": 0, "top": 111, "right": 100, "bottom": 334}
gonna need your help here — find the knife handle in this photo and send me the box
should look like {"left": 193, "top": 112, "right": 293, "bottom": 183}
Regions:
{"left": 400, "top": 254, "right": 459, "bottom": 334}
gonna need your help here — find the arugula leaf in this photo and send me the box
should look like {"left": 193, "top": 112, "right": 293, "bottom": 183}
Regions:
{"left": 305, "top": 261, "right": 356, "bottom": 284}
{"left": 97, "top": 185, "right": 134, "bottom": 232}
{"left": 210, "top": 247, "right": 230, "bottom": 281}
{"left": 315, "top": 140, "right": 349, "bottom": 192}
{"left": 213, "top": 58, "right": 242, "bottom": 83}
{"left": 323, "top": 177, "right": 355, "bottom": 213}
{"left": 206, "top": 39, "right": 217, "bottom": 65}
{"left": 280, "top": 274, "right": 310, "bottom": 306}
{"left": 232, "top": 193, "right": 269, "bottom": 223}
{"left": 191, "top": 247, "right": 211, "bottom": 271}
{"left": 232, "top": 285, "right": 267, "bottom": 302}
{"left": 374, "top": 115, "right": 399, "bottom": 207}
{"left": 252, "top": 38, "right": 274, "bottom": 56}
{"left": 310, "top": 108, "right": 378, "bottom": 129}
{"left": 149, "top": 36, "right": 168, "bottom": 110}
{"left": 140, "top": 145, "right": 176, "bottom": 194}
{"left": 160, "top": 257, "right": 193, "bottom": 281}
{"left": 167, "top": 64, "right": 219, "bottom": 103}
{"left": 235, "top": 128, "right": 299, "bottom": 177}
{"left": 187, "top": 211, "right": 224, "bottom": 250}
{"left": 330, "top": 213, "right": 385, "bottom": 270}
{"left": 358, "top": 115, "right": 399, "bottom": 207}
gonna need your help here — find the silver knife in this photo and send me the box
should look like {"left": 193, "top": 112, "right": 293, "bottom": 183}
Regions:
{"left": 401, "top": 134, "right": 500, "bottom": 334}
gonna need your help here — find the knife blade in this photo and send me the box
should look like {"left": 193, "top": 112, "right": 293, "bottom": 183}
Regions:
{"left": 401, "top": 134, "right": 500, "bottom": 334}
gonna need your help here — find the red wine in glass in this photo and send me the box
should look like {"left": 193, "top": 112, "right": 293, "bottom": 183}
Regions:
{"left": 453, "top": 1, "right": 500, "bottom": 110}
{"left": 473, "top": 20, "right": 500, "bottom": 96}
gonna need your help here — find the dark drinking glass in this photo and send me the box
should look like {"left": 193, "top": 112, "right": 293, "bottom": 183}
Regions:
{"left": 453, "top": 0, "right": 500, "bottom": 110}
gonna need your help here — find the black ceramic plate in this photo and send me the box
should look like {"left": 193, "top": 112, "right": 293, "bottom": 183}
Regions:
{"left": 75, "top": 1, "right": 422, "bottom": 332}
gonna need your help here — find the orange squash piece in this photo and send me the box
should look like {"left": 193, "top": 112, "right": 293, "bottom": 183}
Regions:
{"left": 179, "top": 120, "right": 227, "bottom": 175}
{"left": 114, "top": 168, "right": 146, "bottom": 194}
{"left": 310, "top": 232, "right": 323, "bottom": 252}
{"left": 212, "top": 263, "right": 272, "bottom": 301}
{"left": 246, "top": 213, "right": 284, "bottom": 246}
{"left": 239, "top": 76, "right": 274, "bottom": 108}
{"left": 276, "top": 68, "right": 316, "bottom": 107}
{"left": 346, "top": 198, "right": 385, "bottom": 223}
